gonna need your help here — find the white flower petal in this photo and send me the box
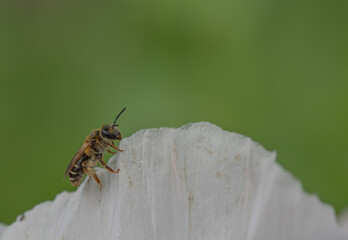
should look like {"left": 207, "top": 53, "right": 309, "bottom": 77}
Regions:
{"left": 1, "top": 122, "right": 347, "bottom": 240}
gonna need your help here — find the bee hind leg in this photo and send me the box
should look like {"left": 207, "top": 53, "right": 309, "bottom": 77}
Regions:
{"left": 93, "top": 173, "right": 103, "bottom": 191}
{"left": 82, "top": 166, "right": 103, "bottom": 190}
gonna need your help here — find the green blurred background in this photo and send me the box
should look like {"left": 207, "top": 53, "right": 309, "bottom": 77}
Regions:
{"left": 0, "top": 0, "right": 347, "bottom": 224}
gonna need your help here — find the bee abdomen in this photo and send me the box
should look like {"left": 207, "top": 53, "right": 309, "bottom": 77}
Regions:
{"left": 69, "top": 166, "right": 84, "bottom": 186}
{"left": 69, "top": 167, "right": 83, "bottom": 177}
{"left": 68, "top": 155, "right": 89, "bottom": 186}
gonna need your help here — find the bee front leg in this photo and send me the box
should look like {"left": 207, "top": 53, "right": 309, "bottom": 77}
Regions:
{"left": 107, "top": 149, "right": 117, "bottom": 154}
{"left": 97, "top": 156, "right": 120, "bottom": 174}
{"left": 110, "top": 144, "right": 123, "bottom": 152}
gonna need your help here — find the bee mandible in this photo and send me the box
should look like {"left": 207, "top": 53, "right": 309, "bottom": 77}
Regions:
{"left": 64, "top": 107, "right": 126, "bottom": 190}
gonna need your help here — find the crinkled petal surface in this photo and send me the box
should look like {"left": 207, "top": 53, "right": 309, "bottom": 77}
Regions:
{"left": 1, "top": 122, "right": 347, "bottom": 240}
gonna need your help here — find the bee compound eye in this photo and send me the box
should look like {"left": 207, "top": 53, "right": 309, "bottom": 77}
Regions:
{"left": 101, "top": 128, "right": 117, "bottom": 140}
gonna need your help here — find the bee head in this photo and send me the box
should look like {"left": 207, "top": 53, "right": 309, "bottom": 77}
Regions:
{"left": 101, "top": 124, "right": 122, "bottom": 140}
{"left": 101, "top": 107, "right": 126, "bottom": 140}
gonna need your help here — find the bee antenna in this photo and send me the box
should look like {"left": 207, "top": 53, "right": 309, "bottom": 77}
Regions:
{"left": 112, "top": 107, "right": 126, "bottom": 126}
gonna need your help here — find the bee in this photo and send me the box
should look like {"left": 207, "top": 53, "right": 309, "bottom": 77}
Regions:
{"left": 64, "top": 107, "right": 126, "bottom": 190}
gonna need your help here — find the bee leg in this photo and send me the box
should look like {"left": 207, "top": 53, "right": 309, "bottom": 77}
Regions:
{"left": 97, "top": 157, "right": 120, "bottom": 174}
{"left": 87, "top": 176, "right": 91, "bottom": 183}
{"left": 107, "top": 149, "right": 117, "bottom": 154}
{"left": 93, "top": 173, "right": 103, "bottom": 191}
{"left": 110, "top": 144, "right": 123, "bottom": 152}
{"left": 82, "top": 165, "right": 103, "bottom": 190}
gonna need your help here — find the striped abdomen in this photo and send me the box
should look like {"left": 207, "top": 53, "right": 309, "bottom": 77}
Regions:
{"left": 68, "top": 154, "right": 89, "bottom": 187}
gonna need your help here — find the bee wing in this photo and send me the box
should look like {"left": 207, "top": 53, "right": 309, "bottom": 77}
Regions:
{"left": 64, "top": 142, "right": 91, "bottom": 179}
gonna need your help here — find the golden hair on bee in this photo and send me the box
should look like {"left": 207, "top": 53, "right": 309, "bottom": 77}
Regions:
{"left": 64, "top": 107, "right": 126, "bottom": 190}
